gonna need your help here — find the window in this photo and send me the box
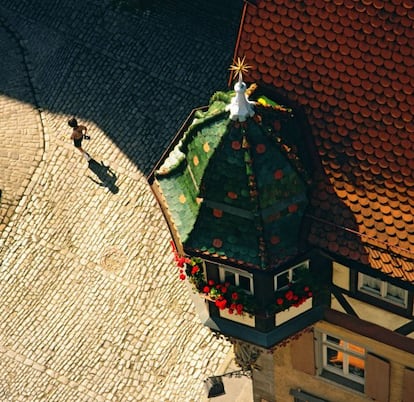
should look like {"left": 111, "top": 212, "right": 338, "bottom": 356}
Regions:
{"left": 274, "top": 260, "right": 309, "bottom": 291}
{"left": 358, "top": 273, "right": 408, "bottom": 307}
{"left": 319, "top": 333, "right": 365, "bottom": 391}
{"left": 290, "top": 388, "right": 329, "bottom": 402}
{"left": 218, "top": 265, "right": 253, "bottom": 294}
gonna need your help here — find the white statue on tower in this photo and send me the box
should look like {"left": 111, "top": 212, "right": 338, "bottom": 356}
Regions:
{"left": 226, "top": 57, "right": 256, "bottom": 122}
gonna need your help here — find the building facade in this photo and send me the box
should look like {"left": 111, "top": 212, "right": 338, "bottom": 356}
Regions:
{"left": 149, "top": 1, "right": 414, "bottom": 401}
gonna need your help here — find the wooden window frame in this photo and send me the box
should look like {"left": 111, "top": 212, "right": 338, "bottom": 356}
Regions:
{"left": 357, "top": 273, "right": 408, "bottom": 308}
{"left": 218, "top": 265, "right": 254, "bottom": 295}
{"left": 274, "top": 260, "right": 309, "bottom": 291}
{"left": 315, "top": 331, "right": 365, "bottom": 392}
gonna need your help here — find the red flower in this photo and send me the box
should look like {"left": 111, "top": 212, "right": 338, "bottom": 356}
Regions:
{"left": 221, "top": 286, "right": 228, "bottom": 294}
{"left": 215, "top": 299, "right": 227, "bottom": 310}
{"left": 191, "top": 266, "right": 199, "bottom": 275}
{"left": 231, "top": 303, "right": 237, "bottom": 310}
{"left": 308, "top": 291, "right": 313, "bottom": 297}
{"left": 177, "top": 257, "right": 186, "bottom": 268}
{"left": 276, "top": 298, "right": 284, "bottom": 305}
{"left": 225, "top": 282, "right": 231, "bottom": 288}
{"left": 293, "top": 295, "right": 299, "bottom": 301}
{"left": 203, "top": 286, "right": 210, "bottom": 294}
{"left": 236, "top": 304, "right": 244, "bottom": 314}
{"left": 228, "top": 308, "right": 234, "bottom": 314}
{"left": 231, "top": 292, "right": 239, "bottom": 300}
{"left": 285, "top": 290, "right": 294, "bottom": 301}
{"left": 208, "top": 280, "right": 215, "bottom": 286}
{"left": 304, "top": 286, "right": 310, "bottom": 292}
{"left": 179, "top": 274, "right": 186, "bottom": 280}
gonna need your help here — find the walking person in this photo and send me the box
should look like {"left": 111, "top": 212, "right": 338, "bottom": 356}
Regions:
{"left": 68, "top": 117, "right": 91, "bottom": 161}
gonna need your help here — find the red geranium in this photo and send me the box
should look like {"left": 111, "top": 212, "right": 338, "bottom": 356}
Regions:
{"left": 231, "top": 292, "right": 239, "bottom": 300}
{"left": 215, "top": 298, "right": 227, "bottom": 310}
{"left": 179, "top": 274, "right": 186, "bottom": 280}
{"left": 203, "top": 286, "right": 210, "bottom": 294}
{"left": 208, "top": 279, "right": 215, "bottom": 286}
{"left": 276, "top": 298, "right": 284, "bottom": 305}
{"left": 191, "top": 265, "right": 199, "bottom": 275}
{"left": 285, "top": 290, "right": 294, "bottom": 301}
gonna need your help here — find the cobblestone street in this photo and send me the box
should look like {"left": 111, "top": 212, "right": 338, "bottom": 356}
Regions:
{"left": 0, "top": 1, "right": 243, "bottom": 400}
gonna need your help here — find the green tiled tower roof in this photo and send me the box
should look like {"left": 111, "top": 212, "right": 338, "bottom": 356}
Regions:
{"left": 155, "top": 88, "right": 312, "bottom": 270}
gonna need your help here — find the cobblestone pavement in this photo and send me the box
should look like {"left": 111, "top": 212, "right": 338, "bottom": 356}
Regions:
{"left": 0, "top": 1, "right": 243, "bottom": 401}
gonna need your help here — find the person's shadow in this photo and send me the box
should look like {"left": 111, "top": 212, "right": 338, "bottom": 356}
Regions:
{"left": 87, "top": 159, "right": 119, "bottom": 194}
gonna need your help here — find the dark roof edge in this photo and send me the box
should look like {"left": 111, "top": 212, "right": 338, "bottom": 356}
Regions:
{"left": 324, "top": 308, "right": 414, "bottom": 355}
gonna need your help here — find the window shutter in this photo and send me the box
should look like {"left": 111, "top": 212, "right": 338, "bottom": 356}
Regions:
{"left": 290, "top": 331, "right": 315, "bottom": 375}
{"left": 402, "top": 367, "right": 414, "bottom": 402}
{"left": 365, "top": 354, "right": 390, "bottom": 402}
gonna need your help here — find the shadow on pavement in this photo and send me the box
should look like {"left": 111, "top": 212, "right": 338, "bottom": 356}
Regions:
{"left": 87, "top": 159, "right": 119, "bottom": 194}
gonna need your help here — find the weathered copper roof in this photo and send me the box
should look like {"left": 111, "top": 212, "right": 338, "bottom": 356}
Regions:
{"left": 234, "top": 0, "right": 414, "bottom": 281}
{"left": 153, "top": 90, "right": 313, "bottom": 270}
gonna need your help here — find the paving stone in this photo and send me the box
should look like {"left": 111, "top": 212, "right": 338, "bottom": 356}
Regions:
{"left": 0, "top": 1, "right": 241, "bottom": 401}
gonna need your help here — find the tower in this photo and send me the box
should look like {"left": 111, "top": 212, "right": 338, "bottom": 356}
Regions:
{"left": 148, "top": 58, "right": 327, "bottom": 400}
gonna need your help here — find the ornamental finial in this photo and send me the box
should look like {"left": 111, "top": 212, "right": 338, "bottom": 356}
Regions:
{"left": 229, "top": 56, "right": 252, "bottom": 82}
{"left": 227, "top": 56, "right": 255, "bottom": 122}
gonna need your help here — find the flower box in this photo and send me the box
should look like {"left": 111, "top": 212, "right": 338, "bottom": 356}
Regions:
{"left": 275, "top": 297, "right": 313, "bottom": 326}
{"left": 219, "top": 308, "right": 256, "bottom": 327}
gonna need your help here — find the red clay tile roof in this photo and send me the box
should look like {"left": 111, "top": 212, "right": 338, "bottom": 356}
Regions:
{"left": 235, "top": 0, "right": 414, "bottom": 282}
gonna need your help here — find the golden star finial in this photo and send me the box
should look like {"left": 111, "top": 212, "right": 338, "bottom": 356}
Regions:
{"left": 229, "top": 56, "right": 251, "bottom": 81}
